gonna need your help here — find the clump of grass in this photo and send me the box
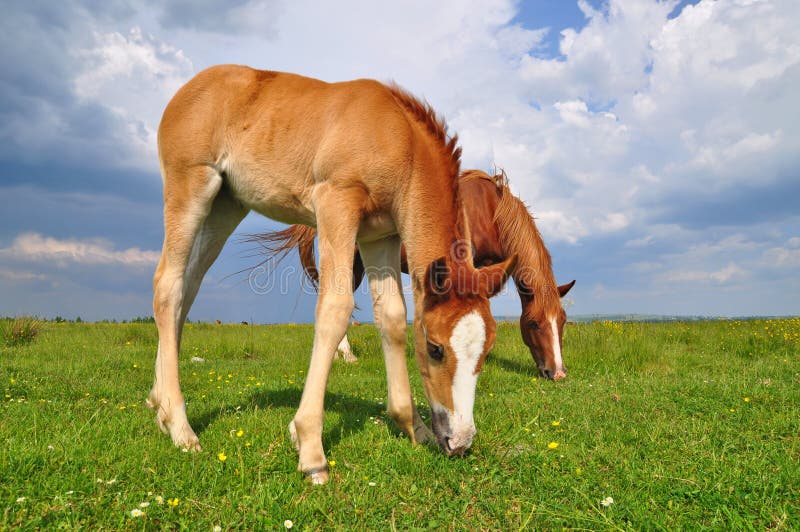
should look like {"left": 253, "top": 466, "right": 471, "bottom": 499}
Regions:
{"left": 1, "top": 316, "right": 43, "bottom": 347}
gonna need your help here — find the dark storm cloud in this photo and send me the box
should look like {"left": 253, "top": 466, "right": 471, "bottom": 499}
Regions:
{"left": 0, "top": 2, "right": 159, "bottom": 178}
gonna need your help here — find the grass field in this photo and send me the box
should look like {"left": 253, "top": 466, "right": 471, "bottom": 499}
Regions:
{"left": 1, "top": 318, "right": 798, "bottom": 530}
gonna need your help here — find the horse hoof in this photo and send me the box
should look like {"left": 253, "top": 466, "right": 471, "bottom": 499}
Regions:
{"left": 308, "top": 469, "right": 329, "bottom": 485}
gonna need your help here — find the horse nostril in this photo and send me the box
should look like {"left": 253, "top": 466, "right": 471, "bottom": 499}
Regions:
{"left": 542, "top": 368, "right": 554, "bottom": 380}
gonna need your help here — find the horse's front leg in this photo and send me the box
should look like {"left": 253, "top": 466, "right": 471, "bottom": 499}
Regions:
{"left": 289, "top": 190, "right": 361, "bottom": 484}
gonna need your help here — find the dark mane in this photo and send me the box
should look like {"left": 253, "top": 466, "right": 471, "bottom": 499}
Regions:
{"left": 384, "top": 83, "right": 462, "bottom": 182}
{"left": 487, "top": 171, "right": 561, "bottom": 314}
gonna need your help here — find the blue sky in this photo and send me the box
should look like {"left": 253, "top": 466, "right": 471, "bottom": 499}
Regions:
{"left": 1, "top": 0, "right": 798, "bottom": 323}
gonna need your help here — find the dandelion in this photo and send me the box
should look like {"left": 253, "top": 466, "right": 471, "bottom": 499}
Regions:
{"left": 329, "top": 460, "right": 336, "bottom": 467}
{"left": 551, "top": 420, "right": 561, "bottom": 427}
{"left": 236, "top": 430, "right": 244, "bottom": 438}
{"left": 547, "top": 442, "right": 559, "bottom": 449}
{"left": 130, "top": 509, "right": 144, "bottom": 518}
{"left": 284, "top": 519, "right": 294, "bottom": 529}
{"left": 601, "top": 496, "right": 614, "bottom": 508}
{"left": 218, "top": 452, "right": 228, "bottom": 462}
{"left": 167, "top": 497, "right": 180, "bottom": 507}
{"left": 743, "top": 397, "right": 750, "bottom": 402}
{"left": 133, "top": 364, "right": 138, "bottom": 368}
{"left": 245, "top": 442, "right": 252, "bottom": 447}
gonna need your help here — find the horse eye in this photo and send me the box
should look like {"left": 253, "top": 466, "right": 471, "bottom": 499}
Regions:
{"left": 528, "top": 320, "right": 540, "bottom": 330}
{"left": 427, "top": 342, "right": 445, "bottom": 361}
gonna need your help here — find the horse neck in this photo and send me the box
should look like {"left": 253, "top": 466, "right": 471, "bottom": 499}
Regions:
{"left": 397, "top": 169, "right": 467, "bottom": 294}
{"left": 492, "top": 187, "right": 561, "bottom": 317}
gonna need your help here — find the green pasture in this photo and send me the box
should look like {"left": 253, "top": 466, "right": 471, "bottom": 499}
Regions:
{"left": 1, "top": 318, "right": 798, "bottom": 529}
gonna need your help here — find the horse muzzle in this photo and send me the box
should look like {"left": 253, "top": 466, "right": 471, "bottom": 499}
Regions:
{"left": 431, "top": 405, "right": 476, "bottom": 456}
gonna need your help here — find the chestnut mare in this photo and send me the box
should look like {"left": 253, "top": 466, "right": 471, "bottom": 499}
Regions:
{"left": 150, "top": 65, "right": 516, "bottom": 483}
{"left": 253, "top": 170, "right": 575, "bottom": 379}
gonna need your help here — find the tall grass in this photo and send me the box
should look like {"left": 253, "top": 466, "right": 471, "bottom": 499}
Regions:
{"left": 0, "top": 317, "right": 43, "bottom": 347}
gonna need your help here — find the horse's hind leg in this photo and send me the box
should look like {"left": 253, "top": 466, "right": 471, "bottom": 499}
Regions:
{"left": 358, "top": 236, "right": 433, "bottom": 444}
{"left": 149, "top": 167, "right": 247, "bottom": 450}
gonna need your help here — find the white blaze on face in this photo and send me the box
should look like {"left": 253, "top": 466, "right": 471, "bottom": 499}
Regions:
{"left": 445, "top": 310, "right": 486, "bottom": 445}
{"left": 550, "top": 317, "right": 565, "bottom": 372}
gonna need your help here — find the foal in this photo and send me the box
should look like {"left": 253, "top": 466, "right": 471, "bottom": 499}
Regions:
{"left": 150, "top": 65, "right": 516, "bottom": 483}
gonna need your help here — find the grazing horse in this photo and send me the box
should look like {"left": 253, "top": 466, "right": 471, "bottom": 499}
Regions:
{"left": 149, "top": 65, "right": 516, "bottom": 484}
{"left": 253, "top": 170, "right": 575, "bottom": 379}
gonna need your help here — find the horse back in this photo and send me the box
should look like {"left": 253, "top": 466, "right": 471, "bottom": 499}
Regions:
{"left": 158, "top": 65, "right": 418, "bottom": 224}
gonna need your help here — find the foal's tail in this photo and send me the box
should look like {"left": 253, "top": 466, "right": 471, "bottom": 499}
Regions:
{"left": 243, "top": 225, "right": 320, "bottom": 287}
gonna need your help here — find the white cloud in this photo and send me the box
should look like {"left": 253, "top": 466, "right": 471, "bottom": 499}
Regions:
{"left": 661, "top": 262, "right": 746, "bottom": 284}
{"left": 72, "top": 26, "right": 194, "bottom": 169}
{"left": 596, "top": 212, "right": 630, "bottom": 232}
{"left": 762, "top": 238, "right": 800, "bottom": 268}
{"left": 0, "top": 233, "right": 160, "bottom": 269}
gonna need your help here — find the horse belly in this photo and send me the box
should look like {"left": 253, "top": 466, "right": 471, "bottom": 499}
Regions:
{"left": 221, "top": 160, "right": 316, "bottom": 226}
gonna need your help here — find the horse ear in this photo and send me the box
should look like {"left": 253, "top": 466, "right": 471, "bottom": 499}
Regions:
{"left": 424, "top": 257, "right": 452, "bottom": 298}
{"left": 477, "top": 255, "right": 518, "bottom": 298}
{"left": 558, "top": 280, "right": 576, "bottom": 298}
